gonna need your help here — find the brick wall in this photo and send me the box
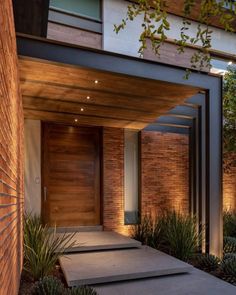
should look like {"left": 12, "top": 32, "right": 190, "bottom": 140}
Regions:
{"left": 0, "top": 1, "right": 24, "bottom": 295}
{"left": 103, "top": 128, "right": 190, "bottom": 233}
{"left": 103, "top": 127, "right": 125, "bottom": 233}
{"left": 141, "top": 131, "right": 189, "bottom": 216}
{"left": 223, "top": 155, "right": 236, "bottom": 211}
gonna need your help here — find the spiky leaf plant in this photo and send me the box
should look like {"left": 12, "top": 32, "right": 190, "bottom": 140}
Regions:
{"left": 31, "top": 276, "right": 65, "bottom": 295}
{"left": 223, "top": 211, "right": 236, "bottom": 237}
{"left": 221, "top": 255, "right": 236, "bottom": 285}
{"left": 161, "top": 211, "right": 202, "bottom": 262}
{"left": 223, "top": 236, "right": 236, "bottom": 254}
{"left": 193, "top": 253, "right": 220, "bottom": 272}
{"left": 24, "top": 214, "right": 77, "bottom": 281}
{"left": 130, "top": 215, "right": 153, "bottom": 245}
{"left": 68, "top": 286, "right": 98, "bottom": 295}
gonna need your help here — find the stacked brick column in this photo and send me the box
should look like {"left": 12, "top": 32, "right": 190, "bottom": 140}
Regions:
{"left": 0, "top": 1, "right": 24, "bottom": 294}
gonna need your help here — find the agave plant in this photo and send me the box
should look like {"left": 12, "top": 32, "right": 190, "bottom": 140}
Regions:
{"left": 31, "top": 276, "right": 65, "bottom": 295}
{"left": 24, "top": 214, "right": 77, "bottom": 281}
{"left": 68, "top": 286, "right": 98, "bottom": 295}
{"left": 161, "top": 211, "right": 202, "bottom": 262}
{"left": 221, "top": 255, "right": 236, "bottom": 285}
{"left": 223, "top": 236, "right": 236, "bottom": 254}
{"left": 193, "top": 253, "right": 220, "bottom": 272}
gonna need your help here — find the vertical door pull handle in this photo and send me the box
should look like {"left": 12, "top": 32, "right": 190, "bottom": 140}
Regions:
{"left": 44, "top": 187, "right": 47, "bottom": 202}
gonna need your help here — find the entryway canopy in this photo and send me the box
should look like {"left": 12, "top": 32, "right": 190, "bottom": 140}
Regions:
{"left": 17, "top": 33, "right": 222, "bottom": 257}
{"left": 19, "top": 56, "right": 201, "bottom": 130}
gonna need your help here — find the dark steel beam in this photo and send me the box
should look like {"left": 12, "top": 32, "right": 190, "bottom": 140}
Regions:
{"left": 16, "top": 34, "right": 223, "bottom": 256}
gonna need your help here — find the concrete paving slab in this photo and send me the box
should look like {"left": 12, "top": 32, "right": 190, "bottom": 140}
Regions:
{"left": 94, "top": 267, "right": 236, "bottom": 295}
{"left": 59, "top": 246, "right": 193, "bottom": 286}
{"left": 56, "top": 231, "right": 141, "bottom": 253}
{"left": 55, "top": 226, "right": 103, "bottom": 233}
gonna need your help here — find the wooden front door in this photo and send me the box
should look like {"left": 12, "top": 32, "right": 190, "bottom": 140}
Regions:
{"left": 42, "top": 123, "right": 101, "bottom": 227}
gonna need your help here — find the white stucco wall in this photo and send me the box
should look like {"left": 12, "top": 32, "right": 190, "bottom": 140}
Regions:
{"left": 103, "top": 0, "right": 236, "bottom": 57}
{"left": 24, "top": 119, "right": 41, "bottom": 216}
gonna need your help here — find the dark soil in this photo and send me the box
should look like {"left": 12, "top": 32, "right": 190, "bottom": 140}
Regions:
{"left": 19, "top": 263, "right": 66, "bottom": 294}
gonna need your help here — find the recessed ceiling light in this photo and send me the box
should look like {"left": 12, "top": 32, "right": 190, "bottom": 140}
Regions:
{"left": 94, "top": 80, "right": 98, "bottom": 84}
{"left": 86, "top": 96, "right": 90, "bottom": 100}
{"left": 228, "top": 61, "right": 233, "bottom": 65}
{"left": 80, "top": 108, "right": 84, "bottom": 112}
{"left": 74, "top": 119, "right": 78, "bottom": 122}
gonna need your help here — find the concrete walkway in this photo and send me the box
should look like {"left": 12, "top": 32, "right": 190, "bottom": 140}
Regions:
{"left": 95, "top": 268, "right": 236, "bottom": 295}
{"left": 60, "top": 246, "right": 192, "bottom": 286}
{"left": 59, "top": 231, "right": 236, "bottom": 294}
{"left": 57, "top": 231, "right": 141, "bottom": 253}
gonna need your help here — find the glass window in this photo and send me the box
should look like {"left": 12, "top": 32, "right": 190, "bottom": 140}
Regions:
{"left": 211, "top": 58, "right": 234, "bottom": 75}
{"left": 50, "top": 0, "right": 101, "bottom": 20}
{"left": 124, "top": 130, "right": 139, "bottom": 225}
{"left": 216, "top": 0, "right": 235, "bottom": 10}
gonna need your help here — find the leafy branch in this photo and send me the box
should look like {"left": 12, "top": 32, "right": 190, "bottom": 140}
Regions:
{"left": 114, "top": 0, "right": 236, "bottom": 75}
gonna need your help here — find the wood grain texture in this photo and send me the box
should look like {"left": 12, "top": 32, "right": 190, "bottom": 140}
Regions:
{"left": 42, "top": 123, "right": 101, "bottom": 226}
{"left": 19, "top": 57, "right": 201, "bottom": 130}
{"left": 151, "top": 0, "right": 236, "bottom": 31}
{"left": 47, "top": 22, "right": 102, "bottom": 49}
{"left": 144, "top": 39, "right": 209, "bottom": 72}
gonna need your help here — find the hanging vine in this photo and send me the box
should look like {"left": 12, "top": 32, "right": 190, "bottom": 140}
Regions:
{"left": 114, "top": 0, "right": 236, "bottom": 77}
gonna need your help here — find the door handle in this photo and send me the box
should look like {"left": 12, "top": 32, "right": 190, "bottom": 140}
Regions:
{"left": 44, "top": 187, "right": 47, "bottom": 202}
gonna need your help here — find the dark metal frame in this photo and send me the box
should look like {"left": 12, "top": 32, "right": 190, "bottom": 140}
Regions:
{"left": 17, "top": 34, "right": 223, "bottom": 256}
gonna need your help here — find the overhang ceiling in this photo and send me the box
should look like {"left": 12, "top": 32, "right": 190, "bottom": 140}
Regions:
{"left": 19, "top": 57, "right": 202, "bottom": 130}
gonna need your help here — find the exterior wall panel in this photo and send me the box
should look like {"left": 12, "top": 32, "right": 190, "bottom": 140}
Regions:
{"left": 24, "top": 120, "right": 41, "bottom": 216}
{"left": 223, "top": 157, "right": 236, "bottom": 211}
{"left": 103, "top": 0, "right": 236, "bottom": 57}
{"left": 141, "top": 131, "right": 190, "bottom": 216}
{"left": 0, "top": 1, "right": 24, "bottom": 294}
{"left": 103, "top": 127, "right": 125, "bottom": 233}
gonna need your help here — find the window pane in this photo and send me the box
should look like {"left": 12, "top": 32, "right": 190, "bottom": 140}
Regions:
{"left": 124, "top": 130, "right": 139, "bottom": 224}
{"left": 50, "top": 0, "right": 101, "bottom": 20}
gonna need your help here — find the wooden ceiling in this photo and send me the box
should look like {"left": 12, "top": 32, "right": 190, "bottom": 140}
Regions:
{"left": 19, "top": 57, "right": 202, "bottom": 130}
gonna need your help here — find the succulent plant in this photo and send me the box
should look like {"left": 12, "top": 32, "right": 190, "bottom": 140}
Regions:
{"left": 68, "top": 286, "right": 98, "bottom": 295}
{"left": 223, "top": 236, "right": 236, "bottom": 254}
{"left": 194, "top": 253, "right": 220, "bottom": 272}
{"left": 31, "top": 276, "right": 65, "bottom": 295}
{"left": 221, "top": 255, "right": 236, "bottom": 285}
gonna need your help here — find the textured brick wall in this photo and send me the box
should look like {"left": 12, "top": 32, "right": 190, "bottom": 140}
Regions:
{"left": 223, "top": 155, "right": 236, "bottom": 211}
{"left": 103, "top": 128, "right": 190, "bottom": 233}
{"left": 0, "top": 1, "right": 24, "bottom": 295}
{"left": 141, "top": 131, "right": 190, "bottom": 216}
{"left": 103, "top": 127, "right": 125, "bottom": 233}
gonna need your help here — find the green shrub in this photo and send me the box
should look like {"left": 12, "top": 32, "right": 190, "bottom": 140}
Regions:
{"left": 221, "top": 256, "right": 236, "bottom": 285}
{"left": 130, "top": 215, "right": 153, "bottom": 245}
{"left": 223, "top": 236, "right": 236, "bottom": 254}
{"left": 131, "top": 211, "right": 202, "bottom": 262}
{"left": 161, "top": 211, "right": 202, "bottom": 262}
{"left": 31, "top": 276, "right": 64, "bottom": 295}
{"left": 24, "top": 214, "right": 76, "bottom": 281}
{"left": 68, "top": 286, "right": 98, "bottom": 295}
{"left": 193, "top": 253, "right": 220, "bottom": 272}
{"left": 223, "top": 211, "right": 236, "bottom": 237}
{"left": 130, "top": 214, "right": 164, "bottom": 250}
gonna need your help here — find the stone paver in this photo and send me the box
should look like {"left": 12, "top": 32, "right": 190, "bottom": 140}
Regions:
{"left": 59, "top": 246, "right": 192, "bottom": 286}
{"left": 57, "top": 231, "right": 141, "bottom": 253}
{"left": 94, "top": 267, "right": 236, "bottom": 295}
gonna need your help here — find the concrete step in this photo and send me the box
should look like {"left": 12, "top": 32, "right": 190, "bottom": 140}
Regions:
{"left": 56, "top": 231, "right": 142, "bottom": 253}
{"left": 54, "top": 225, "right": 103, "bottom": 233}
{"left": 59, "top": 246, "right": 193, "bottom": 287}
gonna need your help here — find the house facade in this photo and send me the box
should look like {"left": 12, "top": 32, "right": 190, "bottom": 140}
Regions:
{"left": 0, "top": 1, "right": 235, "bottom": 294}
